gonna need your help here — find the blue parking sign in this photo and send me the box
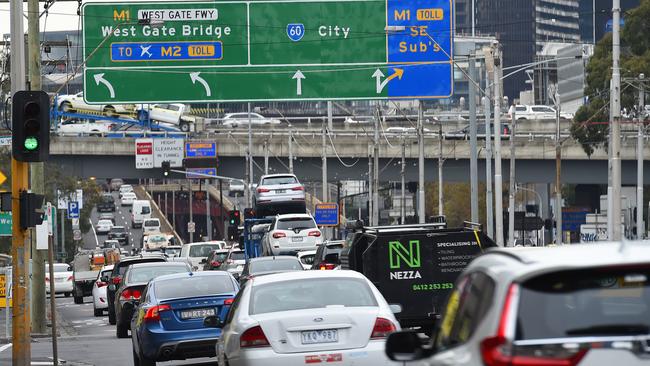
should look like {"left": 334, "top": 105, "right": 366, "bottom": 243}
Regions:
{"left": 68, "top": 201, "right": 79, "bottom": 219}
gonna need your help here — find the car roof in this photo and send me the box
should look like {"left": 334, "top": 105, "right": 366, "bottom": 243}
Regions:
{"left": 185, "top": 241, "right": 226, "bottom": 246}
{"left": 476, "top": 242, "right": 650, "bottom": 279}
{"left": 260, "top": 173, "right": 296, "bottom": 179}
{"left": 297, "top": 250, "right": 317, "bottom": 256}
{"left": 250, "top": 269, "right": 367, "bottom": 286}
{"left": 111, "top": 226, "right": 124, "bottom": 229}
{"left": 102, "top": 265, "right": 114, "bottom": 271}
{"left": 128, "top": 262, "right": 188, "bottom": 270}
{"left": 275, "top": 213, "right": 313, "bottom": 219}
{"left": 249, "top": 256, "right": 300, "bottom": 262}
{"left": 153, "top": 270, "right": 232, "bottom": 282}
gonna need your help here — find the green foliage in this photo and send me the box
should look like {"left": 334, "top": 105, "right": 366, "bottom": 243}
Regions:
{"left": 571, "top": 0, "right": 650, "bottom": 155}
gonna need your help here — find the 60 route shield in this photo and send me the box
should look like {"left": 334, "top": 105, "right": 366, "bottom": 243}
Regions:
{"left": 82, "top": 0, "right": 453, "bottom": 103}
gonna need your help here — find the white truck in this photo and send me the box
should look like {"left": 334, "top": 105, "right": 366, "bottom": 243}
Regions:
{"left": 137, "top": 103, "right": 195, "bottom": 132}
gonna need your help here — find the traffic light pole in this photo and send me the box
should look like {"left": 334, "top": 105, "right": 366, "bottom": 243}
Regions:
{"left": 10, "top": 0, "right": 32, "bottom": 362}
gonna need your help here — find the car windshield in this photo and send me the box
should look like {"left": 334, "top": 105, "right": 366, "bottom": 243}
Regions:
{"left": 229, "top": 251, "right": 245, "bottom": 261}
{"left": 250, "top": 259, "right": 303, "bottom": 273}
{"left": 154, "top": 276, "right": 235, "bottom": 300}
{"left": 97, "top": 220, "right": 112, "bottom": 226}
{"left": 164, "top": 248, "right": 180, "bottom": 256}
{"left": 141, "top": 206, "right": 151, "bottom": 214}
{"left": 515, "top": 266, "right": 650, "bottom": 340}
{"left": 276, "top": 218, "right": 315, "bottom": 231}
{"left": 188, "top": 244, "right": 220, "bottom": 257}
{"left": 111, "top": 227, "right": 125, "bottom": 233}
{"left": 250, "top": 278, "right": 377, "bottom": 314}
{"left": 261, "top": 176, "right": 297, "bottom": 185}
{"left": 101, "top": 195, "right": 114, "bottom": 203}
{"left": 213, "top": 252, "right": 228, "bottom": 262}
{"left": 127, "top": 265, "right": 187, "bottom": 283}
{"left": 144, "top": 220, "right": 159, "bottom": 227}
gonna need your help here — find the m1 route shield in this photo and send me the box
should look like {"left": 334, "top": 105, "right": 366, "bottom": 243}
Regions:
{"left": 82, "top": 0, "right": 453, "bottom": 103}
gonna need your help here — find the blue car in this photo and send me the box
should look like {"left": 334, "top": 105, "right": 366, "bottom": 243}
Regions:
{"left": 131, "top": 271, "right": 239, "bottom": 366}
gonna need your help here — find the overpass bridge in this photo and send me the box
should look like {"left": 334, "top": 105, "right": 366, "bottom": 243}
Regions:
{"left": 49, "top": 130, "right": 650, "bottom": 185}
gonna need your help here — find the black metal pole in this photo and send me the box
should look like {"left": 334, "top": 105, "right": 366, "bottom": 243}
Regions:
{"left": 219, "top": 179, "right": 224, "bottom": 240}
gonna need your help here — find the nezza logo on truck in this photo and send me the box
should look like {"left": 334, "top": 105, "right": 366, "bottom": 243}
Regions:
{"left": 389, "top": 240, "right": 422, "bottom": 280}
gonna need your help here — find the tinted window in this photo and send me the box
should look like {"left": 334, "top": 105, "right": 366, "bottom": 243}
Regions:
{"left": 141, "top": 206, "right": 151, "bottom": 214}
{"left": 111, "top": 227, "right": 126, "bottom": 233}
{"left": 516, "top": 267, "right": 650, "bottom": 340}
{"left": 144, "top": 220, "right": 159, "bottom": 227}
{"left": 250, "top": 278, "right": 377, "bottom": 314}
{"left": 516, "top": 106, "right": 526, "bottom": 112}
{"left": 276, "top": 218, "right": 316, "bottom": 231}
{"left": 249, "top": 259, "right": 303, "bottom": 273}
{"left": 101, "top": 195, "right": 114, "bottom": 203}
{"left": 154, "top": 276, "right": 235, "bottom": 299}
{"left": 169, "top": 105, "right": 181, "bottom": 112}
{"left": 188, "top": 244, "right": 220, "bottom": 257}
{"left": 229, "top": 251, "right": 245, "bottom": 261}
{"left": 261, "top": 176, "right": 298, "bottom": 185}
{"left": 300, "top": 254, "right": 315, "bottom": 265}
{"left": 213, "top": 252, "right": 228, "bottom": 262}
{"left": 127, "top": 265, "right": 187, "bottom": 283}
{"left": 437, "top": 272, "right": 496, "bottom": 349}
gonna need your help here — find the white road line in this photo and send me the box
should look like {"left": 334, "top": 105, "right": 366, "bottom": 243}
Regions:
{"left": 0, "top": 343, "right": 12, "bottom": 353}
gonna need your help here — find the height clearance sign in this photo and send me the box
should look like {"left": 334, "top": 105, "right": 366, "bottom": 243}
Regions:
{"left": 82, "top": 0, "right": 453, "bottom": 103}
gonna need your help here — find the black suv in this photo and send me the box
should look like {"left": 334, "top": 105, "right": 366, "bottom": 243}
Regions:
{"left": 108, "top": 226, "right": 129, "bottom": 246}
{"left": 97, "top": 193, "right": 116, "bottom": 212}
{"left": 312, "top": 240, "right": 345, "bottom": 270}
{"left": 106, "top": 254, "right": 167, "bottom": 325}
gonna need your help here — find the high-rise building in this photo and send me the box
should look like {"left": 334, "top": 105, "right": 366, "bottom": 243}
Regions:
{"left": 580, "top": 0, "right": 640, "bottom": 44}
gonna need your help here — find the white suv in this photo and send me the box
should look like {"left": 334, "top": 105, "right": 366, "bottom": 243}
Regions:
{"left": 262, "top": 214, "right": 322, "bottom": 256}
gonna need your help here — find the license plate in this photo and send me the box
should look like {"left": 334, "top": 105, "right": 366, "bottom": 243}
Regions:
{"left": 301, "top": 329, "right": 338, "bottom": 344}
{"left": 180, "top": 308, "right": 215, "bottom": 319}
{"left": 275, "top": 189, "right": 286, "bottom": 193}
{"left": 292, "top": 236, "right": 303, "bottom": 242}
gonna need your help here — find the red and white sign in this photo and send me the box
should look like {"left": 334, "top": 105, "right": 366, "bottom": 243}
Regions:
{"left": 135, "top": 138, "right": 154, "bottom": 169}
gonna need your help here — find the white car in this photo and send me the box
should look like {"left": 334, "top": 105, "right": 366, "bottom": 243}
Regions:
{"left": 92, "top": 265, "right": 113, "bottom": 316}
{"left": 179, "top": 241, "right": 228, "bottom": 271}
{"left": 56, "top": 118, "right": 114, "bottom": 135}
{"left": 56, "top": 92, "right": 134, "bottom": 116}
{"left": 137, "top": 103, "right": 195, "bottom": 132}
{"left": 296, "top": 250, "right": 316, "bottom": 270}
{"left": 215, "top": 270, "right": 401, "bottom": 366}
{"left": 262, "top": 214, "right": 323, "bottom": 256}
{"left": 120, "top": 192, "right": 137, "bottom": 206}
{"left": 510, "top": 104, "right": 573, "bottom": 120}
{"left": 142, "top": 218, "right": 161, "bottom": 234}
{"left": 95, "top": 219, "right": 114, "bottom": 235}
{"left": 45, "top": 263, "right": 73, "bottom": 297}
{"left": 222, "top": 113, "right": 281, "bottom": 128}
{"left": 118, "top": 184, "right": 133, "bottom": 198}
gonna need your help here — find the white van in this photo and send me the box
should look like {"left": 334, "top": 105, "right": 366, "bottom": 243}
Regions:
{"left": 142, "top": 218, "right": 161, "bottom": 234}
{"left": 179, "top": 241, "right": 228, "bottom": 271}
{"left": 130, "top": 200, "right": 152, "bottom": 228}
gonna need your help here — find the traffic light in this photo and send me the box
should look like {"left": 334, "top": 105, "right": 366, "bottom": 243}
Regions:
{"left": 162, "top": 161, "right": 171, "bottom": 176}
{"left": 228, "top": 210, "right": 240, "bottom": 225}
{"left": 12, "top": 90, "right": 50, "bottom": 162}
{"left": 227, "top": 225, "right": 238, "bottom": 241}
{"left": 19, "top": 191, "right": 44, "bottom": 229}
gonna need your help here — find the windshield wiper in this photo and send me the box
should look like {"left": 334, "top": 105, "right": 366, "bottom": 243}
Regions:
{"left": 566, "top": 324, "right": 650, "bottom": 336}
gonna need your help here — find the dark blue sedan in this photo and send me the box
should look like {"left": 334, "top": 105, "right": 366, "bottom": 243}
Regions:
{"left": 130, "top": 271, "right": 239, "bottom": 366}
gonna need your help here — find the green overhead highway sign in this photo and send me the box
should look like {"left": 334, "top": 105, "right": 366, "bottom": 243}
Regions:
{"left": 82, "top": 0, "right": 453, "bottom": 103}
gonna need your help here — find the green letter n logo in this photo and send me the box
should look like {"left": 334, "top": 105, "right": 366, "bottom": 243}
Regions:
{"left": 389, "top": 240, "right": 421, "bottom": 269}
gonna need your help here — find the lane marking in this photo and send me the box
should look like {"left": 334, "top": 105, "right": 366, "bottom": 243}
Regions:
{"left": 0, "top": 343, "right": 12, "bottom": 353}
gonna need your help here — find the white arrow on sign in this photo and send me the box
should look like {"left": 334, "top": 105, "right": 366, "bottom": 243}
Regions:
{"left": 292, "top": 70, "right": 305, "bottom": 95}
{"left": 190, "top": 72, "right": 211, "bottom": 97}
{"left": 93, "top": 73, "right": 115, "bottom": 99}
{"left": 372, "top": 68, "right": 404, "bottom": 93}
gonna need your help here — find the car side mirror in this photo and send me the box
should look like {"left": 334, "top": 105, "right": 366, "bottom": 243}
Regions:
{"left": 108, "top": 284, "right": 116, "bottom": 291}
{"left": 385, "top": 331, "right": 433, "bottom": 362}
{"left": 389, "top": 304, "right": 402, "bottom": 314}
{"left": 203, "top": 315, "right": 223, "bottom": 328}
{"left": 100, "top": 276, "right": 109, "bottom": 283}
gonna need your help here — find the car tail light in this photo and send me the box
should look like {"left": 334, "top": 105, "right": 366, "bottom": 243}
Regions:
{"left": 210, "top": 261, "right": 221, "bottom": 267}
{"left": 96, "top": 281, "right": 107, "bottom": 288}
{"left": 67, "top": 276, "right": 73, "bottom": 281}
{"left": 370, "top": 317, "right": 396, "bottom": 339}
{"left": 45, "top": 277, "right": 49, "bottom": 282}
{"left": 224, "top": 298, "right": 234, "bottom": 305}
{"left": 120, "top": 288, "right": 142, "bottom": 301}
{"left": 112, "top": 276, "right": 121, "bottom": 285}
{"left": 144, "top": 304, "right": 171, "bottom": 322}
{"left": 291, "top": 186, "right": 304, "bottom": 191}
{"left": 318, "top": 263, "right": 337, "bottom": 270}
{"left": 240, "top": 325, "right": 270, "bottom": 348}
{"left": 272, "top": 231, "right": 286, "bottom": 239}
{"left": 308, "top": 230, "right": 321, "bottom": 237}
{"left": 257, "top": 188, "right": 270, "bottom": 193}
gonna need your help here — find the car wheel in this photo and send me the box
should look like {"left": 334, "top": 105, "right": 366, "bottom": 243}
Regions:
{"left": 108, "top": 305, "right": 116, "bottom": 325}
{"left": 103, "top": 106, "right": 117, "bottom": 117}
{"left": 73, "top": 295, "right": 83, "bottom": 304}
{"left": 180, "top": 121, "right": 190, "bottom": 132}
{"left": 137, "top": 347, "right": 156, "bottom": 366}
{"left": 93, "top": 307, "right": 103, "bottom": 317}
{"left": 116, "top": 319, "right": 129, "bottom": 338}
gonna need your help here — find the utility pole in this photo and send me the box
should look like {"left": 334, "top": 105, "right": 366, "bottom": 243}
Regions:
{"left": 555, "top": 90, "right": 563, "bottom": 245}
{"left": 28, "top": 0, "right": 46, "bottom": 335}
{"left": 172, "top": 183, "right": 176, "bottom": 233}
{"left": 263, "top": 140, "right": 269, "bottom": 175}
{"left": 438, "top": 121, "right": 443, "bottom": 216}
{"left": 493, "top": 45, "right": 505, "bottom": 246}
{"left": 611, "top": 0, "right": 622, "bottom": 241}
{"left": 188, "top": 179, "right": 194, "bottom": 243}
{"left": 323, "top": 103, "right": 330, "bottom": 237}
{"left": 508, "top": 104, "right": 516, "bottom": 246}
{"left": 401, "top": 138, "right": 406, "bottom": 225}
{"left": 418, "top": 101, "right": 425, "bottom": 223}
{"left": 10, "top": 0, "right": 31, "bottom": 361}
{"left": 373, "top": 104, "right": 380, "bottom": 226}
{"left": 246, "top": 103, "right": 253, "bottom": 208}
{"left": 483, "top": 96, "right": 494, "bottom": 238}
{"left": 368, "top": 146, "right": 373, "bottom": 225}
{"left": 288, "top": 129, "right": 294, "bottom": 174}
{"left": 468, "top": 56, "right": 479, "bottom": 223}
{"left": 638, "top": 74, "right": 645, "bottom": 239}
{"left": 206, "top": 180, "right": 212, "bottom": 241}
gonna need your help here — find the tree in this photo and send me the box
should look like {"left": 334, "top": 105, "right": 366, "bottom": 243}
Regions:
{"left": 571, "top": 0, "right": 650, "bottom": 155}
